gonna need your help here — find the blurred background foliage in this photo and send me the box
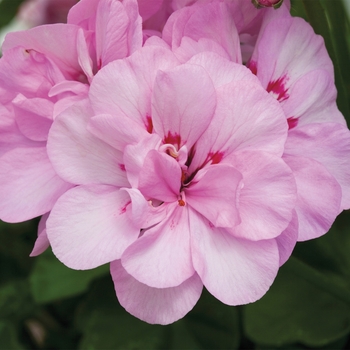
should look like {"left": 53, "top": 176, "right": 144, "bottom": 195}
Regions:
{"left": 1, "top": 0, "right": 350, "bottom": 349}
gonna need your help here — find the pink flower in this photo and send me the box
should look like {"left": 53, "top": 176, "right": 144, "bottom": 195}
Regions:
{"left": 247, "top": 15, "right": 350, "bottom": 240}
{"left": 46, "top": 46, "right": 297, "bottom": 324}
{"left": 0, "top": 0, "right": 142, "bottom": 255}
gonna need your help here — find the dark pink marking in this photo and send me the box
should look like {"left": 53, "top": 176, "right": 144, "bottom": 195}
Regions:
{"left": 208, "top": 151, "right": 224, "bottom": 165}
{"left": 119, "top": 163, "right": 126, "bottom": 171}
{"left": 287, "top": 117, "right": 298, "bottom": 130}
{"left": 145, "top": 115, "right": 153, "bottom": 134}
{"left": 266, "top": 75, "right": 289, "bottom": 102}
{"left": 247, "top": 60, "right": 257, "bottom": 75}
{"left": 164, "top": 132, "right": 182, "bottom": 149}
{"left": 120, "top": 200, "right": 131, "bottom": 215}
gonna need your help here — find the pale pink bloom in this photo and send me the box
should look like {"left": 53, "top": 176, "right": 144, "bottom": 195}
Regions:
{"left": 248, "top": 16, "right": 350, "bottom": 239}
{"left": 160, "top": 0, "right": 291, "bottom": 63}
{"left": 46, "top": 46, "right": 297, "bottom": 324}
{"left": 0, "top": 0, "right": 142, "bottom": 256}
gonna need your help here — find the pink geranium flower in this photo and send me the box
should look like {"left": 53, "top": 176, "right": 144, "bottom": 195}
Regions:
{"left": 0, "top": 0, "right": 142, "bottom": 255}
{"left": 46, "top": 46, "right": 297, "bottom": 324}
{"left": 247, "top": 15, "right": 350, "bottom": 240}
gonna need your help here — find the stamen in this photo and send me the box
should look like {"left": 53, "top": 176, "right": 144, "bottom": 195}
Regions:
{"left": 178, "top": 199, "right": 186, "bottom": 206}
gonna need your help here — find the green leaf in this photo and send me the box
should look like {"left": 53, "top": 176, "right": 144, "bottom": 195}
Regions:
{"left": 0, "top": 279, "right": 34, "bottom": 321}
{"left": 185, "top": 289, "right": 241, "bottom": 350}
{"left": 77, "top": 276, "right": 167, "bottom": 350}
{"left": 243, "top": 260, "right": 350, "bottom": 347}
{"left": 0, "top": 321, "right": 25, "bottom": 350}
{"left": 29, "top": 249, "right": 109, "bottom": 303}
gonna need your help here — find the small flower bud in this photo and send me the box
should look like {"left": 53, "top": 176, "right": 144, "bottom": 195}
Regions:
{"left": 251, "top": 0, "right": 284, "bottom": 9}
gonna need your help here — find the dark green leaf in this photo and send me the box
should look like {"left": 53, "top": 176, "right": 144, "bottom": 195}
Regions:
{"left": 185, "top": 289, "right": 240, "bottom": 350}
{"left": 243, "top": 260, "right": 350, "bottom": 347}
{"left": 0, "top": 279, "right": 34, "bottom": 321}
{"left": 0, "top": 321, "right": 25, "bottom": 350}
{"left": 29, "top": 249, "right": 109, "bottom": 303}
{"left": 77, "top": 276, "right": 167, "bottom": 350}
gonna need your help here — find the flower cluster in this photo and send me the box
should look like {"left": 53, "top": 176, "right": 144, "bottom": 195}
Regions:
{"left": 1, "top": 0, "right": 349, "bottom": 325}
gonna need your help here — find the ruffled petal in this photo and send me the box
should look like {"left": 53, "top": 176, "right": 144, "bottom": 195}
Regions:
{"left": 47, "top": 100, "right": 128, "bottom": 187}
{"left": 152, "top": 63, "right": 216, "bottom": 150}
{"left": 122, "top": 205, "right": 194, "bottom": 288}
{"left": 47, "top": 185, "right": 139, "bottom": 269}
{"left": 190, "top": 208, "right": 279, "bottom": 305}
{"left": 285, "top": 123, "right": 350, "bottom": 209}
{"left": 226, "top": 151, "right": 296, "bottom": 240}
{"left": 111, "top": 260, "right": 203, "bottom": 325}
{"left": 189, "top": 81, "right": 287, "bottom": 173}
{"left": 138, "top": 150, "right": 181, "bottom": 203}
{"left": 90, "top": 45, "right": 179, "bottom": 128}
{"left": 275, "top": 210, "right": 298, "bottom": 266}
{"left": 186, "top": 164, "right": 242, "bottom": 228}
{"left": 30, "top": 212, "right": 50, "bottom": 257}
{"left": 0, "top": 147, "right": 72, "bottom": 222}
{"left": 283, "top": 155, "right": 342, "bottom": 241}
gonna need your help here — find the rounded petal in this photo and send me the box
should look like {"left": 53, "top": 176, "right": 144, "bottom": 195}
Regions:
{"left": 90, "top": 45, "right": 179, "bottom": 127}
{"left": 30, "top": 212, "right": 50, "bottom": 257}
{"left": 47, "top": 100, "right": 128, "bottom": 187}
{"left": 122, "top": 205, "right": 195, "bottom": 288}
{"left": 138, "top": 150, "right": 181, "bottom": 203}
{"left": 285, "top": 123, "right": 350, "bottom": 209}
{"left": 186, "top": 51, "right": 259, "bottom": 88}
{"left": 283, "top": 155, "right": 342, "bottom": 241}
{"left": 0, "top": 147, "right": 72, "bottom": 222}
{"left": 47, "top": 185, "right": 139, "bottom": 269}
{"left": 275, "top": 210, "right": 298, "bottom": 266}
{"left": 190, "top": 208, "right": 279, "bottom": 305}
{"left": 189, "top": 81, "right": 287, "bottom": 173}
{"left": 152, "top": 64, "right": 216, "bottom": 150}
{"left": 111, "top": 260, "right": 203, "bottom": 325}
{"left": 227, "top": 151, "right": 296, "bottom": 240}
{"left": 186, "top": 164, "right": 242, "bottom": 228}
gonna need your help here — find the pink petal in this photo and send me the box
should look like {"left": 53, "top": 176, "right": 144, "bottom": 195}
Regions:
{"left": 111, "top": 260, "right": 203, "bottom": 325}
{"left": 13, "top": 95, "right": 53, "bottom": 142}
{"left": 226, "top": 151, "right": 296, "bottom": 240}
{"left": 163, "top": 1, "right": 242, "bottom": 63}
{"left": 152, "top": 64, "right": 216, "bottom": 150}
{"left": 137, "top": 0, "right": 163, "bottom": 21}
{"left": 123, "top": 134, "right": 162, "bottom": 187}
{"left": 30, "top": 212, "right": 50, "bottom": 257}
{"left": 88, "top": 113, "right": 149, "bottom": 151}
{"left": 138, "top": 150, "right": 181, "bottom": 203}
{"left": 282, "top": 70, "right": 345, "bottom": 125}
{"left": 283, "top": 155, "right": 342, "bottom": 241}
{"left": 47, "top": 100, "right": 128, "bottom": 187}
{"left": 47, "top": 185, "right": 139, "bottom": 269}
{"left": 95, "top": 0, "right": 142, "bottom": 68}
{"left": 89, "top": 46, "right": 179, "bottom": 127}
{"left": 251, "top": 17, "right": 334, "bottom": 89}
{"left": 122, "top": 188, "right": 167, "bottom": 229}
{"left": 186, "top": 164, "right": 242, "bottom": 228}
{"left": 174, "top": 37, "right": 231, "bottom": 63}
{"left": 0, "top": 147, "right": 72, "bottom": 222}
{"left": 190, "top": 208, "right": 279, "bottom": 305}
{"left": 122, "top": 204, "right": 195, "bottom": 288}
{"left": 275, "top": 210, "right": 298, "bottom": 266}
{"left": 285, "top": 123, "right": 350, "bottom": 209}
{"left": 3, "top": 24, "right": 83, "bottom": 79}
{"left": 189, "top": 81, "right": 287, "bottom": 174}
{"left": 67, "top": 0, "right": 100, "bottom": 29}
{"left": 186, "top": 51, "right": 258, "bottom": 88}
